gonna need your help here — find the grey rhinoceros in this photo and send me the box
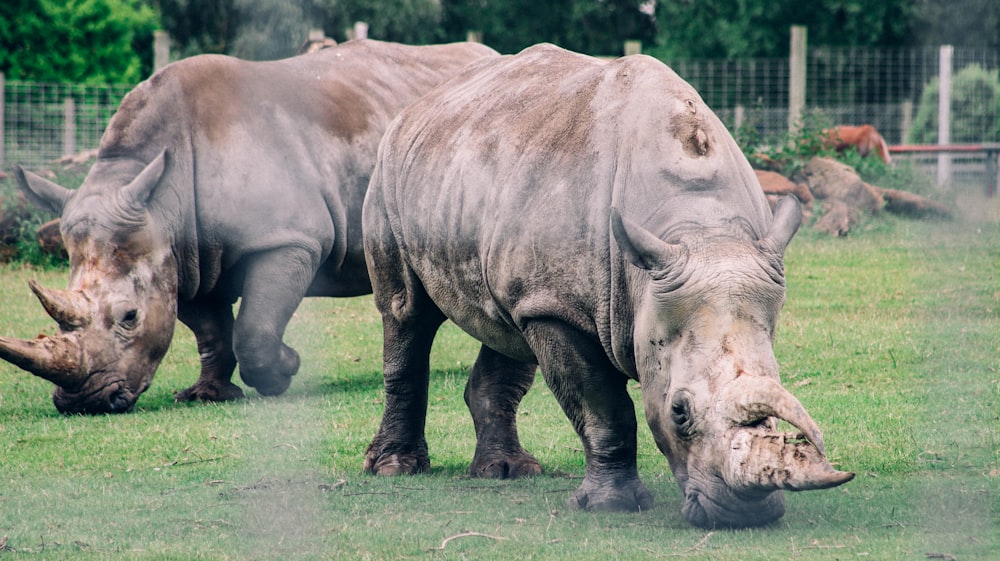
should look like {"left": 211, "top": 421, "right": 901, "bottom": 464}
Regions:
{"left": 361, "top": 44, "right": 854, "bottom": 528}
{"left": 1, "top": 39, "right": 497, "bottom": 414}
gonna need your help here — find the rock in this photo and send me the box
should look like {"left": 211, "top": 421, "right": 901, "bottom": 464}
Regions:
{"left": 878, "top": 188, "right": 953, "bottom": 220}
{"left": 813, "top": 199, "right": 857, "bottom": 237}
{"left": 754, "top": 169, "right": 814, "bottom": 208}
{"left": 802, "top": 157, "right": 884, "bottom": 214}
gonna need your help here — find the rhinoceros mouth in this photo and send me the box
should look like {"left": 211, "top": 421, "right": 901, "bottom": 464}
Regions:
{"left": 681, "top": 483, "right": 785, "bottom": 529}
{"left": 53, "top": 377, "right": 137, "bottom": 414}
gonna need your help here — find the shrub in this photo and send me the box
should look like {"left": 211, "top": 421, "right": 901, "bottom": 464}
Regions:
{"left": 907, "top": 64, "right": 1000, "bottom": 144}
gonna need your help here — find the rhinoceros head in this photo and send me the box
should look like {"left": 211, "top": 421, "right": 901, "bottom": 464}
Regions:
{"left": 2, "top": 153, "right": 177, "bottom": 414}
{"left": 612, "top": 196, "right": 853, "bottom": 528}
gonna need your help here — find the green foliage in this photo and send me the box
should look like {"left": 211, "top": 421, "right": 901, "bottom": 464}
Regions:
{"left": 0, "top": 0, "right": 159, "bottom": 84}
{"left": 320, "top": 0, "right": 445, "bottom": 45}
{"left": 907, "top": 64, "right": 1000, "bottom": 143}
{"left": 442, "top": 0, "right": 658, "bottom": 55}
{"left": 738, "top": 111, "right": 839, "bottom": 177}
{"left": 649, "top": 0, "right": 917, "bottom": 60}
{"left": 736, "top": 109, "right": 937, "bottom": 200}
{"left": 0, "top": 165, "right": 83, "bottom": 268}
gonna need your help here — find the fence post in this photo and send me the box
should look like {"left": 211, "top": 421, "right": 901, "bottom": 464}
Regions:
{"left": 353, "top": 22, "right": 368, "bottom": 40}
{"left": 937, "top": 45, "right": 953, "bottom": 187}
{"left": 900, "top": 99, "right": 913, "bottom": 144}
{"left": 734, "top": 104, "right": 745, "bottom": 130}
{"left": 624, "top": 40, "right": 642, "bottom": 56}
{"left": 62, "top": 97, "right": 76, "bottom": 159}
{"left": 466, "top": 30, "right": 483, "bottom": 43}
{"left": 0, "top": 73, "right": 5, "bottom": 169}
{"left": 788, "top": 25, "right": 807, "bottom": 137}
{"left": 154, "top": 30, "right": 171, "bottom": 73}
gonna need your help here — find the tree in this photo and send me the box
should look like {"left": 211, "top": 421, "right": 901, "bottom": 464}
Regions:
{"left": 441, "top": 0, "right": 657, "bottom": 55}
{"left": 146, "top": 0, "right": 237, "bottom": 57}
{"left": 0, "top": 0, "right": 158, "bottom": 83}
{"left": 314, "top": 0, "right": 444, "bottom": 45}
{"left": 911, "top": 0, "right": 1000, "bottom": 49}
{"left": 648, "top": 0, "right": 917, "bottom": 60}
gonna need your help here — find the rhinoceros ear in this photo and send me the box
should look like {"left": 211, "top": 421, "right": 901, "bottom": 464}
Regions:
{"left": 119, "top": 150, "right": 168, "bottom": 212}
{"left": 611, "top": 207, "right": 684, "bottom": 272}
{"left": 757, "top": 195, "right": 802, "bottom": 257}
{"left": 12, "top": 165, "right": 74, "bottom": 215}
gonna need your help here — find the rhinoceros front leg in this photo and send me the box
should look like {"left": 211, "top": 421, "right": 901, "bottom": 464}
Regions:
{"left": 175, "top": 297, "right": 244, "bottom": 402}
{"left": 524, "top": 320, "right": 653, "bottom": 512}
{"left": 465, "top": 345, "right": 542, "bottom": 479}
{"left": 232, "top": 248, "right": 316, "bottom": 396}
{"left": 364, "top": 299, "right": 446, "bottom": 475}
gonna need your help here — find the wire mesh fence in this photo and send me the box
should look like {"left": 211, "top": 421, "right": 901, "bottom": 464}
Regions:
{"left": 667, "top": 46, "right": 1000, "bottom": 147}
{"left": 1, "top": 78, "right": 133, "bottom": 170}
{"left": 2, "top": 45, "right": 999, "bottom": 177}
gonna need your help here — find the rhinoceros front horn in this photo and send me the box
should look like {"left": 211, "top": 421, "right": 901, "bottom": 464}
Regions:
{"left": 719, "top": 375, "right": 855, "bottom": 492}
{"left": 0, "top": 333, "right": 84, "bottom": 389}
{"left": 0, "top": 280, "right": 89, "bottom": 388}
{"left": 724, "top": 428, "right": 856, "bottom": 492}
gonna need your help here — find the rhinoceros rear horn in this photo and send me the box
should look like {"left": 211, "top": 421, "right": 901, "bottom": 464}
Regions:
{"left": 29, "top": 280, "right": 92, "bottom": 330}
{"left": 0, "top": 333, "right": 84, "bottom": 389}
{"left": 721, "top": 374, "right": 826, "bottom": 452}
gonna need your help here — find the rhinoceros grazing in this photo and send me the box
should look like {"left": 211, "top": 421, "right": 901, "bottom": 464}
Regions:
{"left": 2, "top": 39, "right": 497, "bottom": 414}
{"left": 362, "top": 44, "right": 853, "bottom": 528}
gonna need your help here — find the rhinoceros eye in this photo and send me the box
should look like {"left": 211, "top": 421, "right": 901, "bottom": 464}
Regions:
{"left": 119, "top": 309, "right": 139, "bottom": 330}
{"left": 671, "top": 394, "right": 695, "bottom": 439}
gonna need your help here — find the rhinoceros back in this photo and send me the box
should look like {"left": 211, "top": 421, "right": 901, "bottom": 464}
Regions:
{"left": 367, "top": 44, "right": 771, "bottom": 352}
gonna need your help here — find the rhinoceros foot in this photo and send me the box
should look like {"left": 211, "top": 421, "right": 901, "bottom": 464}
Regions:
{"left": 238, "top": 344, "right": 300, "bottom": 396}
{"left": 470, "top": 448, "right": 542, "bottom": 479}
{"left": 364, "top": 450, "right": 430, "bottom": 476}
{"left": 175, "top": 379, "right": 245, "bottom": 403}
{"left": 567, "top": 475, "right": 654, "bottom": 512}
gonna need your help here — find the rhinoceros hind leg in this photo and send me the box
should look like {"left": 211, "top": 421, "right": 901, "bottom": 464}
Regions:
{"left": 465, "top": 345, "right": 542, "bottom": 479}
{"left": 364, "top": 275, "right": 446, "bottom": 476}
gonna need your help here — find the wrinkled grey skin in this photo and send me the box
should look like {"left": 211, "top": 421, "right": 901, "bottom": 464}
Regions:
{"left": 2, "top": 39, "right": 497, "bottom": 414}
{"left": 362, "top": 44, "right": 853, "bottom": 528}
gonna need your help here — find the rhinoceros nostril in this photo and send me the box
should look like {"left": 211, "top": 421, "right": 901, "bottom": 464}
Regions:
{"left": 107, "top": 388, "right": 133, "bottom": 413}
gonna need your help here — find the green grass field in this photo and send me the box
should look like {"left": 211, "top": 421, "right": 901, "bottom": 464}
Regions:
{"left": 0, "top": 197, "right": 997, "bottom": 560}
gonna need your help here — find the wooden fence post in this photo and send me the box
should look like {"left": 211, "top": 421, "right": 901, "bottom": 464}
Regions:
{"left": 62, "top": 97, "right": 76, "bottom": 159}
{"left": 0, "top": 73, "right": 5, "bottom": 169}
{"left": 788, "top": 25, "right": 807, "bottom": 137}
{"left": 154, "top": 30, "right": 170, "bottom": 73}
{"left": 937, "top": 45, "right": 953, "bottom": 187}
{"left": 624, "top": 40, "right": 642, "bottom": 56}
{"left": 353, "top": 22, "right": 368, "bottom": 40}
{"left": 900, "top": 99, "right": 913, "bottom": 144}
